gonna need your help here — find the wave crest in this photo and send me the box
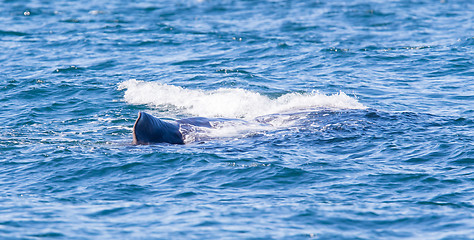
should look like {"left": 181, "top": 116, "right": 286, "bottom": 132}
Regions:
{"left": 118, "top": 79, "right": 366, "bottom": 119}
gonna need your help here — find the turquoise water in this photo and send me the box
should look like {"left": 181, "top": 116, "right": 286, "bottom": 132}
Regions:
{"left": 1, "top": 0, "right": 473, "bottom": 239}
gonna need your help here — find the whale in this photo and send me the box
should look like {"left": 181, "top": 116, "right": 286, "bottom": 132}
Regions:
{"left": 132, "top": 111, "right": 212, "bottom": 144}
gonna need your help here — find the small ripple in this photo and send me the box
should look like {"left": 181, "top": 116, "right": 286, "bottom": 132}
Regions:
{"left": 29, "top": 232, "right": 65, "bottom": 238}
{"left": 174, "top": 191, "right": 199, "bottom": 198}
{"left": 322, "top": 47, "right": 351, "bottom": 53}
{"left": 0, "top": 30, "right": 28, "bottom": 36}
{"left": 417, "top": 200, "right": 472, "bottom": 209}
{"left": 86, "top": 206, "right": 127, "bottom": 218}
{"left": 87, "top": 60, "right": 117, "bottom": 70}
{"left": 53, "top": 65, "right": 85, "bottom": 73}
{"left": 61, "top": 19, "right": 81, "bottom": 23}
{"left": 457, "top": 37, "right": 474, "bottom": 47}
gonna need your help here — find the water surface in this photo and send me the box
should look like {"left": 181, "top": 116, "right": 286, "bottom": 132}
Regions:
{"left": 0, "top": 0, "right": 473, "bottom": 239}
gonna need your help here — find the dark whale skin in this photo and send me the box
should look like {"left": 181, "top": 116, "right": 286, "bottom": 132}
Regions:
{"left": 133, "top": 112, "right": 184, "bottom": 144}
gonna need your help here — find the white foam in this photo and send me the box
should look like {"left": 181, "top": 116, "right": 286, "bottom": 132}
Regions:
{"left": 179, "top": 120, "right": 270, "bottom": 144}
{"left": 118, "top": 79, "right": 366, "bottom": 119}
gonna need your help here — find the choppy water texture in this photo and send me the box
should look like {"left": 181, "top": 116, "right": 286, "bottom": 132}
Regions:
{"left": 1, "top": 0, "right": 473, "bottom": 239}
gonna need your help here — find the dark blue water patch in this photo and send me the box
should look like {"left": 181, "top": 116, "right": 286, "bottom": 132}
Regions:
{"left": 0, "top": 29, "right": 28, "bottom": 36}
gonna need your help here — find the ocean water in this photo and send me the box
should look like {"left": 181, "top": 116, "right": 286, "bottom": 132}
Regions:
{"left": 0, "top": 0, "right": 473, "bottom": 239}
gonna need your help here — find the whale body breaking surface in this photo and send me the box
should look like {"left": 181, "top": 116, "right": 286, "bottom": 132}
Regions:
{"left": 133, "top": 112, "right": 216, "bottom": 145}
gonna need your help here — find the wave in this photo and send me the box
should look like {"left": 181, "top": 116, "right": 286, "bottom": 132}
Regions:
{"left": 118, "top": 79, "right": 366, "bottom": 119}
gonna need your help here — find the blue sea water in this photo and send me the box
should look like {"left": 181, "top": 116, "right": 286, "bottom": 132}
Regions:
{"left": 1, "top": 0, "right": 473, "bottom": 239}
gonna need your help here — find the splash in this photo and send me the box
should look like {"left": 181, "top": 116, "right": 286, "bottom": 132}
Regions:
{"left": 118, "top": 79, "right": 366, "bottom": 119}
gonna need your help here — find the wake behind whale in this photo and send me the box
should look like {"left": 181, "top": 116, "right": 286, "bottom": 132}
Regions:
{"left": 132, "top": 111, "right": 263, "bottom": 145}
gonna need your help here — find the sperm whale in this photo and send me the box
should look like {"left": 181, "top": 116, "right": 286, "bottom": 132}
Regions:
{"left": 132, "top": 111, "right": 212, "bottom": 144}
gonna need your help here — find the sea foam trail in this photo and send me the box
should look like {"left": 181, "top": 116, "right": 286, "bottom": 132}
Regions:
{"left": 118, "top": 79, "right": 366, "bottom": 119}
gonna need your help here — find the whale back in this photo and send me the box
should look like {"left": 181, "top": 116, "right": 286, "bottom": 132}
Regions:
{"left": 133, "top": 112, "right": 184, "bottom": 144}
{"left": 177, "top": 117, "right": 212, "bottom": 127}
